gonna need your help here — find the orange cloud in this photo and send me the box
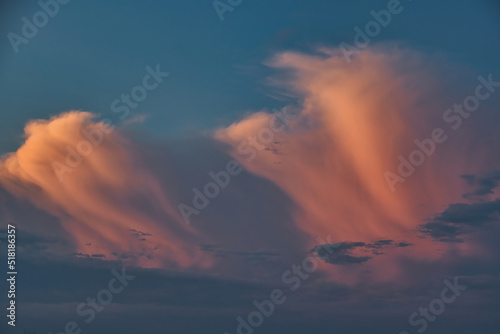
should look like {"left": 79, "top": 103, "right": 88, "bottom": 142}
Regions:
{"left": 0, "top": 111, "right": 211, "bottom": 269}
{"left": 215, "top": 48, "right": 482, "bottom": 283}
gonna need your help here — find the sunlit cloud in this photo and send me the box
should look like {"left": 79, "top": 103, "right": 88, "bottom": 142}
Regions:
{"left": 216, "top": 47, "right": 499, "bottom": 282}
{"left": 0, "top": 111, "right": 211, "bottom": 269}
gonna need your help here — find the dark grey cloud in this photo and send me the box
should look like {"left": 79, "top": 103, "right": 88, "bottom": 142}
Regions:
{"left": 311, "top": 239, "right": 413, "bottom": 265}
{"left": 420, "top": 199, "right": 500, "bottom": 242}
{"left": 73, "top": 252, "right": 107, "bottom": 258}
{"left": 129, "top": 229, "right": 153, "bottom": 237}
{"left": 461, "top": 170, "right": 500, "bottom": 199}
{"left": 311, "top": 241, "right": 373, "bottom": 265}
{"left": 418, "top": 170, "right": 500, "bottom": 241}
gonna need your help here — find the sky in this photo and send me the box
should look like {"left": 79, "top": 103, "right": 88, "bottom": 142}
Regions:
{"left": 0, "top": 0, "right": 500, "bottom": 333}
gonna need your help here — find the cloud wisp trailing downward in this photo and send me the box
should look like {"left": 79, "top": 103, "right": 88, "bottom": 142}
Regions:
{"left": 0, "top": 111, "right": 211, "bottom": 268}
{"left": 217, "top": 48, "right": 454, "bottom": 243}
{"left": 216, "top": 46, "right": 500, "bottom": 282}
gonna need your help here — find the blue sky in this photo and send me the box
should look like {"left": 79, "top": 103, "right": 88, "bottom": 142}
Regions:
{"left": 1, "top": 0, "right": 499, "bottom": 154}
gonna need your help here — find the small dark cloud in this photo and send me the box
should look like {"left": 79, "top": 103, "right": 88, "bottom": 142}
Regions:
{"left": 396, "top": 242, "right": 413, "bottom": 247}
{"left": 322, "top": 253, "right": 372, "bottom": 265}
{"left": 74, "top": 253, "right": 107, "bottom": 260}
{"left": 264, "top": 147, "right": 279, "bottom": 154}
{"left": 129, "top": 229, "right": 153, "bottom": 237}
{"left": 311, "top": 239, "right": 412, "bottom": 265}
{"left": 461, "top": 170, "right": 500, "bottom": 199}
{"left": 310, "top": 242, "right": 367, "bottom": 264}
{"left": 420, "top": 199, "right": 500, "bottom": 242}
{"left": 129, "top": 229, "right": 153, "bottom": 242}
